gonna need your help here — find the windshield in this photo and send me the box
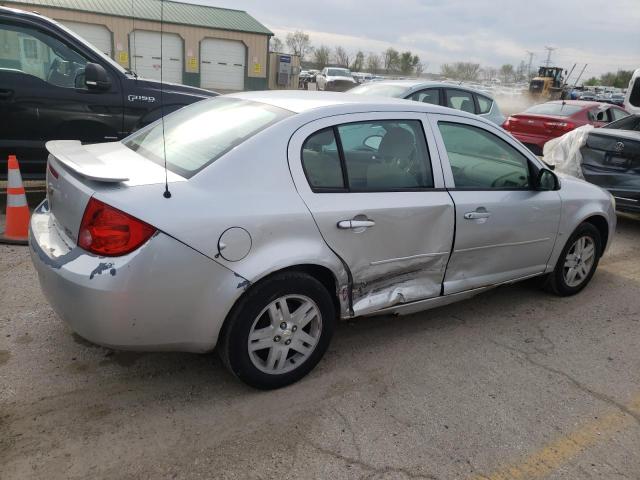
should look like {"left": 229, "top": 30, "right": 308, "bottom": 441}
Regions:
{"left": 524, "top": 103, "right": 583, "bottom": 117}
{"left": 124, "top": 97, "right": 293, "bottom": 178}
{"left": 348, "top": 83, "right": 408, "bottom": 97}
{"left": 327, "top": 68, "right": 351, "bottom": 77}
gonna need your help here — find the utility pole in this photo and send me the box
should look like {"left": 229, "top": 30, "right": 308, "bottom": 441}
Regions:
{"left": 544, "top": 46, "right": 556, "bottom": 67}
{"left": 526, "top": 50, "right": 534, "bottom": 78}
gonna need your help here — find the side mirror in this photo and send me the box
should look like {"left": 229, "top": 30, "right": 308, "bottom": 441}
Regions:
{"left": 363, "top": 134, "right": 383, "bottom": 150}
{"left": 536, "top": 168, "right": 559, "bottom": 191}
{"left": 84, "top": 63, "right": 111, "bottom": 91}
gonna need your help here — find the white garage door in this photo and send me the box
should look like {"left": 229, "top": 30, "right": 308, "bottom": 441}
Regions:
{"left": 61, "top": 21, "right": 112, "bottom": 57}
{"left": 130, "top": 30, "right": 182, "bottom": 84}
{"left": 200, "top": 38, "right": 245, "bottom": 91}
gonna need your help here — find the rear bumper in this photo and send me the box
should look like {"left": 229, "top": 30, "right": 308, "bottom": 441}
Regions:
{"left": 29, "top": 201, "right": 245, "bottom": 353}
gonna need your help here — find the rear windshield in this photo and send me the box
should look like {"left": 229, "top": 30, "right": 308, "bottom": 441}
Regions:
{"left": 327, "top": 68, "right": 351, "bottom": 76}
{"left": 348, "top": 83, "right": 408, "bottom": 97}
{"left": 124, "top": 97, "right": 292, "bottom": 178}
{"left": 524, "top": 103, "right": 583, "bottom": 117}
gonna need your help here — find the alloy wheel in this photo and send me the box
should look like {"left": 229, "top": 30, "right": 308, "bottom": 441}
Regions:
{"left": 563, "top": 235, "right": 596, "bottom": 288}
{"left": 247, "top": 295, "right": 322, "bottom": 375}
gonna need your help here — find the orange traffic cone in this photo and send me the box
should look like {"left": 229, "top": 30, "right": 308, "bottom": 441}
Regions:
{"left": 1, "top": 155, "right": 30, "bottom": 245}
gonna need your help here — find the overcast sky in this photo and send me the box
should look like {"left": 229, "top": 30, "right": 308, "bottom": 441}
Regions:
{"left": 189, "top": 0, "right": 639, "bottom": 78}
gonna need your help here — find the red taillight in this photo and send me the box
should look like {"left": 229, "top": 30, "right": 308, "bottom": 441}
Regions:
{"left": 78, "top": 197, "right": 156, "bottom": 256}
{"left": 544, "top": 121, "right": 575, "bottom": 132}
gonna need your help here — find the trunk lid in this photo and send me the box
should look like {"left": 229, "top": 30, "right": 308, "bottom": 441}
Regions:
{"left": 507, "top": 114, "right": 567, "bottom": 135}
{"left": 45, "top": 140, "right": 185, "bottom": 243}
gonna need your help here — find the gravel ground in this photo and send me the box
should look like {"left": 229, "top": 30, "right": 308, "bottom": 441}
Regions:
{"left": 1, "top": 196, "right": 639, "bottom": 479}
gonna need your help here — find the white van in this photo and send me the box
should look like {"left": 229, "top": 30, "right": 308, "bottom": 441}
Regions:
{"left": 624, "top": 68, "right": 640, "bottom": 114}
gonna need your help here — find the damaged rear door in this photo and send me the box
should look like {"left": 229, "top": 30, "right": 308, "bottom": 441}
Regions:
{"left": 288, "top": 112, "right": 454, "bottom": 316}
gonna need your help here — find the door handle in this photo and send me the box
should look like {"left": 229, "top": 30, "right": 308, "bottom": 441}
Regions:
{"left": 464, "top": 211, "right": 492, "bottom": 220}
{"left": 337, "top": 219, "right": 376, "bottom": 229}
{"left": 0, "top": 89, "right": 13, "bottom": 99}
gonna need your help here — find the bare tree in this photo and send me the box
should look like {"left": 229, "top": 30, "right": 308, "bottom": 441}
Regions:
{"left": 500, "top": 64, "right": 515, "bottom": 83}
{"left": 270, "top": 36, "right": 283, "bottom": 53}
{"left": 383, "top": 47, "right": 400, "bottom": 73}
{"left": 415, "top": 61, "right": 425, "bottom": 78}
{"left": 350, "top": 51, "right": 365, "bottom": 72}
{"left": 334, "top": 46, "right": 350, "bottom": 68}
{"left": 399, "top": 52, "right": 419, "bottom": 75}
{"left": 285, "top": 30, "right": 312, "bottom": 59}
{"left": 313, "top": 45, "right": 331, "bottom": 69}
{"left": 440, "top": 62, "right": 480, "bottom": 81}
{"left": 366, "top": 53, "right": 381, "bottom": 74}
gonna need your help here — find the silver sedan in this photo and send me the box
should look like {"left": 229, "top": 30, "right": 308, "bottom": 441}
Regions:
{"left": 349, "top": 80, "right": 506, "bottom": 126}
{"left": 30, "top": 91, "right": 616, "bottom": 389}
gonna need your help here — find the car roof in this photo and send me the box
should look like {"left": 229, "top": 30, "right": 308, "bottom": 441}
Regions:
{"left": 228, "top": 90, "right": 479, "bottom": 119}
{"left": 359, "top": 79, "right": 495, "bottom": 98}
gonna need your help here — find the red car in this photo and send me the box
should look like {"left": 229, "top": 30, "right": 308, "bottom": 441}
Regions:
{"left": 502, "top": 100, "right": 629, "bottom": 155}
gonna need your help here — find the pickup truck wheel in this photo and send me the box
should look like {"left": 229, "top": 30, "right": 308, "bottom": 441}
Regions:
{"left": 219, "top": 272, "right": 335, "bottom": 390}
{"left": 545, "top": 223, "right": 601, "bottom": 296}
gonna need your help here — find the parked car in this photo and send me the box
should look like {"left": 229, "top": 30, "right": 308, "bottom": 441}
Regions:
{"left": 316, "top": 67, "right": 357, "bottom": 91}
{"left": 610, "top": 93, "right": 626, "bottom": 107}
{"left": 30, "top": 91, "right": 616, "bottom": 389}
{"left": 578, "top": 91, "right": 597, "bottom": 101}
{"left": 581, "top": 114, "right": 640, "bottom": 212}
{"left": 624, "top": 68, "right": 640, "bottom": 114}
{"left": 502, "top": 100, "right": 629, "bottom": 155}
{"left": 348, "top": 80, "right": 505, "bottom": 126}
{"left": 0, "top": 6, "right": 216, "bottom": 179}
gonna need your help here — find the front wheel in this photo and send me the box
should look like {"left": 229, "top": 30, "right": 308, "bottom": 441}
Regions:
{"left": 219, "top": 272, "right": 335, "bottom": 389}
{"left": 545, "top": 222, "right": 602, "bottom": 296}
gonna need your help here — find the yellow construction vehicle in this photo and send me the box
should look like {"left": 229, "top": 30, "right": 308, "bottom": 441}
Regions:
{"left": 529, "top": 66, "right": 566, "bottom": 100}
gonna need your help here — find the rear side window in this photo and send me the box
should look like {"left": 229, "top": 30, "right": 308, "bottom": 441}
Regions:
{"left": 445, "top": 89, "right": 475, "bottom": 113}
{"left": 301, "top": 120, "right": 434, "bottom": 192}
{"left": 124, "top": 97, "right": 292, "bottom": 178}
{"left": 438, "top": 122, "right": 530, "bottom": 189}
{"left": 408, "top": 89, "right": 440, "bottom": 105}
{"left": 301, "top": 128, "right": 344, "bottom": 189}
{"left": 476, "top": 95, "right": 493, "bottom": 114}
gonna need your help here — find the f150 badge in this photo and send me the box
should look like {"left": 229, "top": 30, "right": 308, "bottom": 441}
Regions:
{"left": 127, "top": 95, "right": 156, "bottom": 103}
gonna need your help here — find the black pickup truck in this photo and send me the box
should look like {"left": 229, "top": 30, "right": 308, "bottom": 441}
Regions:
{"left": 0, "top": 6, "right": 216, "bottom": 179}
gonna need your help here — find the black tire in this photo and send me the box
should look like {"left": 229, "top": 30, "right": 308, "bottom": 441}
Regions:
{"left": 544, "top": 222, "right": 602, "bottom": 296}
{"left": 219, "top": 271, "right": 335, "bottom": 390}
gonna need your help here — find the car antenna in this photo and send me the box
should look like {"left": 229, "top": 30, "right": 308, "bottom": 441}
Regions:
{"left": 159, "top": 0, "right": 171, "bottom": 199}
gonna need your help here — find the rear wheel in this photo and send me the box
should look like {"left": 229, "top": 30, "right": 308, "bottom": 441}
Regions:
{"left": 545, "top": 222, "right": 601, "bottom": 296}
{"left": 219, "top": 272, "right": 335, "bottom": 389}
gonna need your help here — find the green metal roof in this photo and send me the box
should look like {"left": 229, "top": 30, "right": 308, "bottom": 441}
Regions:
{"left": 5, "top": 0, "right": 273, "bottom": 35}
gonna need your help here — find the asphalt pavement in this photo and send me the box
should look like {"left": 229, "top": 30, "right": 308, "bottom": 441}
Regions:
{"left": 1, "top": 193, "right": 639, "bottom": 479}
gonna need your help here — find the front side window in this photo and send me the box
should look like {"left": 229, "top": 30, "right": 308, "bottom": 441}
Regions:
{"left": 0, "top": 22, "right": 89, "bottom": 88}
{"left": 301, "top": 120, "right": 434, "bottom": 192}
{"left": 445, "top": 89, "right": 475, "bottom": 113}
{"left": 408, "top": 89, "right": 440, "bottom": 105}
{"left": 438, "top": 122, "right": 530, "bottom": 189}
{"left": 629, "top": 78, "right": 640, "bottom": 107}
{"left": 125, "top": 97, "right": 292, "bottom": 178}
{"left": 611, "top": 108, "right": 629, "bottom": 121}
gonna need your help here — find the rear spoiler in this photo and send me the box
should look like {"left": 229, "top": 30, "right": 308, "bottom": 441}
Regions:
{"left": 45, "top": 140, "right": 129, "bottom": 183}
